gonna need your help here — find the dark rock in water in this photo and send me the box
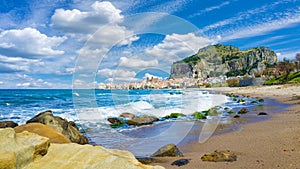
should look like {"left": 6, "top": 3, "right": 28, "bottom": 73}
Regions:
{"left": 107, "top": 118, "right": 125, "bottom": 128}
{"left": 127, "top": 115, "right": 159, "bottom": 126}
{"left": 257, "top": 112, "right": 268, "bottom": 116}
{"left": 233, "top": 115, "right": 240, "bottom": 118}
{"left": 238, "top": 108, "right": 248, "bottom": 114}
{"left": 171, "top": 159, "right": 190, "bottom": 166}
{"left": 119, "top": 113, "right": 135, "bottom": 119}
{"left": 258, "top": 98, "right": 264, "bottom": 102}
{"left": 201, "top": 150, "right": 237, "bottom": 162}
{"left": 135, "top": 156, "right": 161, "bottom": 164}
{"left": 0, "top": 121, "right": 18, "bottom": 128}
{"left": 164, "top": 113, "right": 186, "bottom": 119}
{"left": 151, "top": 144, "right": 183, "bottom": 157}
{"left": 26, "top": 110, "right": 88, "bottom": 144}
{"left": 193, "top": 112, "right": 207, "bottom": 119}
{"left": 107, "top": 117, "right": 122, "bottom": 124}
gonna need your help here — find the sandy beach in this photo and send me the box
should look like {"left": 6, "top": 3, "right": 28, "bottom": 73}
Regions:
{"left": 154, "top": 84, "right": 300, "bottom": 169}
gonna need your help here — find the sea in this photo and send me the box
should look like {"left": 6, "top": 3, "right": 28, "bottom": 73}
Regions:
{"left": 0, "top": 89, "right": 264, "bottom": 156}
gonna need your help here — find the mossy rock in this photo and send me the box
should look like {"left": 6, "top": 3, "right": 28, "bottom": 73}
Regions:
{"left": 110, "top": 121, "right": 125, "bottom": 128}
{"left": 227, "top": 110, "right": 235, "bottom": 114}
{"left": 238, "top": 108, "right": 248, "bottom": 114}
{"left": 169, "top": 113, "right": 186, "bottom": 118}
{"left": 237, "top": 99, "right": 246, "bottom": 103}
{"left": 251, "top": 100, "right": 259, "bottom": 104}
{"left": 258, "top": 98, "right": 264, "bottom": 102}
{"left": 193, "top": 112, "right": 207, "bottom": 119}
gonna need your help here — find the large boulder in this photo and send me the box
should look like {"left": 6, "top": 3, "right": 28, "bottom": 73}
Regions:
{"left": 0, "top": 128, "right": 50, "bottom": 168}
{"left": 26, "top": 110, "right": 88, "bottom": 144}
{"left": 0, "top": 121, "right": 18, "bottom": 128}
{"left": 201, "top": 150, "right": 237, "bottom": 162}
{"left": 151, "top": 144, "right": 183, "bottom": 157}
{"left": 128, "top": 115, "right": 159, "bottom": 126}
{"left": 14, "top": 123, "right": 71, "bottom": 144}
{"left": 25, "top": 143, "right": 165, "bottom": 169}
{"left": 0, "top": 128, "right": 165, "bottom": 169}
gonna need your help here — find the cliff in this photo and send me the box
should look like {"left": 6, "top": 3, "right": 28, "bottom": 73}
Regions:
{"left": 170, "top": 44, "right": 277, "bottom": 78}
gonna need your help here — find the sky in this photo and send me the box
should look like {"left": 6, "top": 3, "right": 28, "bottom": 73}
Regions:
{"left": 0, "top": 0, "right": 299, "bottom": 88}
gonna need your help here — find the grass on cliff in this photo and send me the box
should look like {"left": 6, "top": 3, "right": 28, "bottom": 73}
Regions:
{"left": 264, "top": 71, "right": 300, "bottom": 85}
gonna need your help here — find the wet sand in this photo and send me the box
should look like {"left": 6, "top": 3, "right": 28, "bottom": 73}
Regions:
{"left": 154, "top": 84, "right": 300, "bottom": 169}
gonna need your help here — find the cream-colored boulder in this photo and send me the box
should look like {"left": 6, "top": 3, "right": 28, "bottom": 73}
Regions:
{"left": 0, "top": 128, "right": 50, "bottom": 168}
{"left": 14, "top": 123, "right": 71, "bottom": 144}
{"left": 25, "top": 143, "right": 164, "bottom": 169}
{"left": 0, "top": 151, "right": 17, "bottom": 169}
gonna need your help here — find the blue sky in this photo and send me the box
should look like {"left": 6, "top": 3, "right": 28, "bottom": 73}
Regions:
{"left": 0, "top": 0, "right": 299, "bottom": 88}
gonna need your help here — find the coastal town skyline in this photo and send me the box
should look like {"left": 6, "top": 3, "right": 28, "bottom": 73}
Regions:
{"left": 0, "top": 0, "right": 300, "bottom": 88}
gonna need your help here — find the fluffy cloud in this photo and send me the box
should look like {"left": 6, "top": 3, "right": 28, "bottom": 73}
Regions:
{"left": 98, "top": 68, "right": 137, "bottom": 82}
{"left": 146, "top": 33, "right": 214, "bottom": 63}
{"left": 51, "top": 1, "right": 123, "bottom": 34}
{"left": 0, "top": 28, "right": 66, "bottom": 58}
{"left": 119, "top": 56, "right": 158, "bottom": 68}
{"left": 0, "top": 55, "right": 43, "bottom": 73}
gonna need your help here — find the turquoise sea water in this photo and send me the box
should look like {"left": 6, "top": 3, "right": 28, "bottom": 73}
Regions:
{"left": 0, "top": 89, "right": 260, "bottom": 156}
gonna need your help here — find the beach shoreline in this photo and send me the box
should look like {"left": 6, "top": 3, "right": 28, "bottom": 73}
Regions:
{"left": 154, "top": 84, "right": 300, "bottom": 169}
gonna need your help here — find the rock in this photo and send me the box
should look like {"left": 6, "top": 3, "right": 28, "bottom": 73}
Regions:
{"left": 171, "top": 159, "right": 190, "bottom": 166}
{"left": 227, "top": 110, "right": 235, "bottom": 114}
{"left": 193, "top": 112, "right": 207, "bottom": 119}
{"left": 14, "top": 123, "right": 71, "bottom": 144}
{"left": 108, "top": 117, "right": 123, "bottom": 124}
{"left": 128, "top": 115, "right": 159, "bottom": 126}
{"left": 136, "top": 156, "right": 161, "bottom": 164}
{"left": 26, "top": 143, "right": 164, "bottom": 169}
{"left": 258, "top": 98, "right": 264, "bottom": 102}
{"left": 237, "top": 99, "right": 246, "bottom": 103}
{"left": 238, "top": 108, "right": 248, "bottom": 114}
{"left": 0, "top": 128, "right": 164, "bottom": 169}
{"left": 171, "top": 159, "right": 189, "bottom": 166}
{"left": 233, "top": 115, "right": 240, "bottom": 118}
{"left": 257, "top": 112, "right": 268, "bottom": 116}
{"left": 0, "top": 121, "right": 18, "bottom": 128}
{"left": 164, "top": 113, "right": 186, "bottom": 119}
{"left": 26, "top": 110, "right": 88, "bottom": 144}
{"left": 170, "top": 44, "right": 277, "bottom": 78}
{"left": 0, "top": 151, "right": 16, "bottom": 169}
{"left": 107, "top": 118, "right": 125, "bottom": 128}
{"left": 0, "top": 128, "right": 50, "bottom": 168}
{"left": 120, "top": 113, "right": 135, "bottom": 119}
{"left": 201, "top": 150, "right": 237, "bottom": 162}
{"left": 151, "top": 144, "right": 183, "bottom": 157}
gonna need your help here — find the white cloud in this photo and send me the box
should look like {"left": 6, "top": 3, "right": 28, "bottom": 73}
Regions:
{"left": 146, "top": 33, "right": 214, "bottom": 61}
{"left": 0, "top": 55, "right": 42, "bottom": 73}
{"left": 0, "top": 81, "right": 3, "bottom": 85}
{"left": 189, "top": 1, "right": 231, "bottom": 18}
{"left": 98, "top": 68, "right": 137, "bottom": 82}
{"left": 0, "top": 28, "right": 66, "bottom": 58}
{"left": 221, "top": 11, "right": 300, "bottom": 41}
{"left": 88, "top": 24, "right": 135, "bottom": 46}
{"left": 51, "top": 1, "right": 123, "bottom": 34}
{"left": 143, "top": 73, "right": 162, "bottom": 80}
{"left": 119, "top": 56, "right": 158, "bottom": 68}
{"left": 201, "top": 0, "right": 290, "bottom": 32}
